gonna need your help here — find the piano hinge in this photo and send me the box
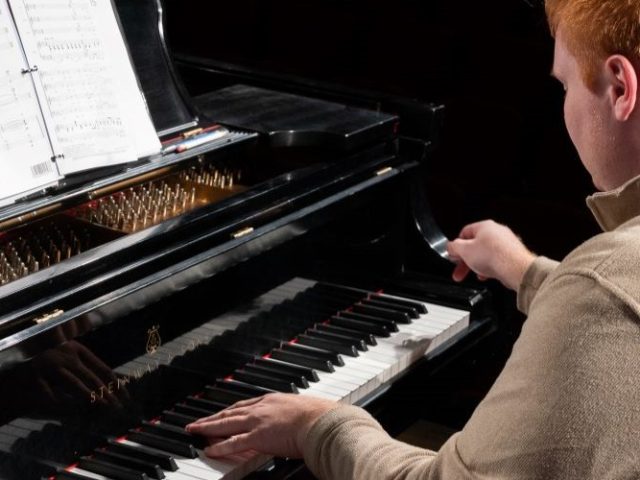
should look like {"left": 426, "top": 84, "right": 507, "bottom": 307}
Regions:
{"left": 231, "top": 226, "right": 254, "bottom": 239}
{"left": 375, "top": 166, "right": 393, "bottom": 177}
{"left": 33, "top": 309, "right": 64, "bottom": 325}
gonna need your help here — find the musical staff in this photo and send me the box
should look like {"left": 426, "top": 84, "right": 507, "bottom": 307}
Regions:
{"left": 12, "top": 0, "right": 132, "bottom": 163}
{"left": 6, "top": 0, "right": 160, "bottom": 175}
{"left": 0, "top": 0, "right": 59, "bottom": 201}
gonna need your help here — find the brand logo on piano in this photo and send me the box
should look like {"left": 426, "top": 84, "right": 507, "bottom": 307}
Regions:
{"left": 146, "top": 325, "right": 161, "bottom": 354}
{"left": 89, "top": 326, "right": 206, "bottom": 405}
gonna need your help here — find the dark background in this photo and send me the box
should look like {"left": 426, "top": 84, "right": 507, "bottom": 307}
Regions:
{"left": 165, "top": 0, "right": 600, "bottom": 261}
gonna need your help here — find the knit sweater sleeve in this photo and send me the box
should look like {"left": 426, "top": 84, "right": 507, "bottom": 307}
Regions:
{"left": 304, "top": 267, "right": 640, "bottom": 479}
{"left": 516, "top": 256, "right": 559, "bottom": 314}
{"left": 303, "top": 405, "right": 473, "bottom": 479}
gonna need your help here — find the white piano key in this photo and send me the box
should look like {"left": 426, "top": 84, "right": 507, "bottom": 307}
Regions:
{"left": 69, "top": 278, "right": 472, "bottom": 480}
{"left": 298, "top": 387, "right": 340, "bottom": 401}
{"left": 119, "top": 440, "right": 225, "bottom": 480}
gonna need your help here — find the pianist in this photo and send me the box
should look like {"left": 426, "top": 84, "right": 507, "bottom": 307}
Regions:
{"left": 187, "top": 0, "right": 640, "bottom": 477}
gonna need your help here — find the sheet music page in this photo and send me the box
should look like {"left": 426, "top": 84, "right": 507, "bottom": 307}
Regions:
{"left": 8, "top": 0, "right": 160, "bottom": 174}
{"left": 0, "top": 0, "right": 59, "bottom": 204}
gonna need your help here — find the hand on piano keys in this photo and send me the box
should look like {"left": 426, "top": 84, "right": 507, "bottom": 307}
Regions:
{"left": 186, "top": 393, "right": 336, "bottom": 459}
{"left": 7, "top": 278, "right": 470, "bottom": 480}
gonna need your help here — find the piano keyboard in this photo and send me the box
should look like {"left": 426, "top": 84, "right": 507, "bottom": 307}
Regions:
{"left": 0, "top": 278, "right": 470, "bottom": 480}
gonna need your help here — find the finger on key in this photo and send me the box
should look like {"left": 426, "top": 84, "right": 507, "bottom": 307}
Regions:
{"left": 187, "top": 396, "right": 265, "bottom": 425}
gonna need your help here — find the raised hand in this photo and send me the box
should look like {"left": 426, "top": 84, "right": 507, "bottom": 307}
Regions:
{"left": 447, "top": 220, "right": 536, "bottom": 291}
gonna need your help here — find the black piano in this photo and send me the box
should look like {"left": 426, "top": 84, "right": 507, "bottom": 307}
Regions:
{"left": 0, "top": 1, "right": 498, "bottom": 479}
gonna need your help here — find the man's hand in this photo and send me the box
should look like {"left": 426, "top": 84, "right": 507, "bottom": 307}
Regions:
{"left": 447, "top": 220, "right": 536, "bottom": 291}
{"left": 186, "top": 393, "right": 336, "bottom": 459}
{"left": 33, "top": 340, "right": 125, "bottom": 408}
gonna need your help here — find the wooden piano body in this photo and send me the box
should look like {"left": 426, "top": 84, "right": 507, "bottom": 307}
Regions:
{"left": 0, "top": 1, "right": 497, "bottom": 478}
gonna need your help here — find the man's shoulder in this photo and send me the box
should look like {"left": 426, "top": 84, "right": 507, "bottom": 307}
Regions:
{"left": 557, "top": 218, "right": 640, "bottom": 299}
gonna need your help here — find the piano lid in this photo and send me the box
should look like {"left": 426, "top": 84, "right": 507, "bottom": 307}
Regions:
{"left": 194, "top": 84, "right": 398, "bottom": 152}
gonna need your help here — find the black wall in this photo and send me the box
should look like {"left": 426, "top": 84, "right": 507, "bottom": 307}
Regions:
{"left": 165, "top": 0, "right": 599, "bottom": 261}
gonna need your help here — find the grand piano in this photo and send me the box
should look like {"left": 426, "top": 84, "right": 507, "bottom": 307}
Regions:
{"left": 0, "top": 1, "right": 497, "bottom": 478}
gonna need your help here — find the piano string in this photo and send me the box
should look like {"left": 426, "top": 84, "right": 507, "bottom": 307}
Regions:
{"left": 0, "top": 163, "right": 244, "bottom": 286}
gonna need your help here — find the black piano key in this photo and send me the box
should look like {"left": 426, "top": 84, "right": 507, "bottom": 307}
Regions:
{"left": 140, "top": 421, "right": 207, "bottom": 450}
{"left": 272, "top": 303, "right": 323, "bottom": 327}
{"left": 161, "top": 410, "right": 198, "bottom": 429}
{"left": 12, "top": 425, "right": 89, "bottom": 465}
{"left": 234, "top": 369, "right": 299, "bottom": 393}
{"left": 254, "top": 357, "right": 320, "bottom": 382}
{"left": 245, "top": 363, "right": 309, "bottom": 388}
{"left": 93, "top": 450, "right": 165, "bottom": 480}
{"left": 211, "top": 335, "right": 275, "bottom": 357}
{"left": 174, "top": 402, "right": 217, "bottom": 418}
{"left": 271, "top": 348, "right": 335, "bottom": 372}
{"left": 2, "top": 447, "right": 66, "bottom": 478}
{"left": 200, "top": 345, "right": 257, "bottom": 366}
{"left": 281, "top": 342, "right": 344, "bottom": 366}
{"left": 171, "top": 354, "right": 236, "bottom": 379}
{"left": 203, "top": 386, "right": 253, "bottom": 405}
{"left": 106, "top": 440, "right": 178, "bottom": 471}
{"left": 297, "top": 334, "right": 359, "bottom": 357}
{"left": 291, "top": 293, "right": 346, "bottom": 316}
{"left": 338, "top": 311, "right": 399, "bottom": 332}
{"left": 215, "top": 379, "right": 276, "bottom": 397}
{"left": 300, "top": 290, "right": 360, "bottom": 310}
{"left": 316, "top": 282, "right": 430, "bottom": 314}
{"left": 373, "top": 293, "right": 428, "bottom": 314}
{"left": 277, "top": 300, "right": 329, "bottom": 322}
{"left": 316, "top": 323, "right": 377, "bottom": 346}
{"left": 362, "top": 298, "right": 419, "bottom": 319}
{"left": 306, "top": 327, "right": 367, "bottom": 351}
{"left": 78, "top": 457, "right": 149, "bottom": 480}
{"left": 127, "top": 431, "right": 198, "bottom": 459}
{"left": 41, "top": 423, "right": 106, "bottom": 451}
{"left": 329, "top": 315, "right": 390, "bottom": 337}
{"left": 312, "top": 282, "right": 367, "bottom": 300}
{"left": 55, "top": 470, "right": 103, "bottom": 480}
{"left": 183, "top": 396, "right": 229, "bottom": 412}
{"left": 351, "top": 303, "right": 411, "bottom": 323}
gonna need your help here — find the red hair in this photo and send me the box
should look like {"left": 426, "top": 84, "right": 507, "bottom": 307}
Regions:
{"left": 546, "top": 0, "right": 640, "bottom": 87}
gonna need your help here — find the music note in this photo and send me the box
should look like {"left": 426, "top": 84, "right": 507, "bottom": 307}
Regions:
{"left": 0, "top": 0, "right": 59, "bottom": 201}
{"left": 2, "top": 0, "right": 159, "bottom": 181}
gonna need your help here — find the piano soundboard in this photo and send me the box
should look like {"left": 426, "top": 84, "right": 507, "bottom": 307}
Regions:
{"left": 0, "top": 277, "right": 471, "bottom": 480}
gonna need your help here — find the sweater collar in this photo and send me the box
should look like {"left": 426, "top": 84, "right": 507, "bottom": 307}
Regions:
{"left": 587, "top": 174, "right": 640, "bottom": 231}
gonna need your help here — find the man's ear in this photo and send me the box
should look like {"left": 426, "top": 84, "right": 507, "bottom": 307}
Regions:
{"left": 605, "top": 54, "right": 638, "bottom": 121}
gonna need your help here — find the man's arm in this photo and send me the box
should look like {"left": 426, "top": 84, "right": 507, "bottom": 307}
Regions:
{"left": 447, "top": 220, "right": 537, "bottom": 291}
{"left": 307, "top": 270, "right": 637, "bottom": 479}
{"left": 304, "top": 405, "right": 472, "bottom": 480}
{"left": 517, "top": 256, "right": 559, "bottom": 314}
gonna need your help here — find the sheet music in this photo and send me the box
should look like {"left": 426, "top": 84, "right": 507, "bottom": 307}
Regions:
{"left": 8, "top": 0, "right": 160, "bottom": 174}
{"left": 0, "top": 0, "right": 59, "bottom": 203}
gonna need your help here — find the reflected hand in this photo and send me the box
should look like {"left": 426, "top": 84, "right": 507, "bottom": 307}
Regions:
{"left": 33, "top": 340, "right": 125, "bottom": 408}
{"left": 186, "top": 393, "right": 336, "bottom": 458}
{"left": 447, "top": 220, "right": 536, "bottom": 291}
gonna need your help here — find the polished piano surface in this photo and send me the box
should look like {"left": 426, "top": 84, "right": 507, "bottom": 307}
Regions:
{"left": 0, "top": 0, "right": 498, "bottom": 479}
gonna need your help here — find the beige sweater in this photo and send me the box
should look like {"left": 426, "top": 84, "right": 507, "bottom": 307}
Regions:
{"left": 303, "top": 175, "right": 640, "bottom": 479}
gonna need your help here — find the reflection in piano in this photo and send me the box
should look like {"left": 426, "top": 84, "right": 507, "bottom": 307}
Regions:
{"left": 0, "top": 0, "right": 498, "bottom": 478}
{"left": 0, "top": 278, "right": 477, "bottom": 480}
